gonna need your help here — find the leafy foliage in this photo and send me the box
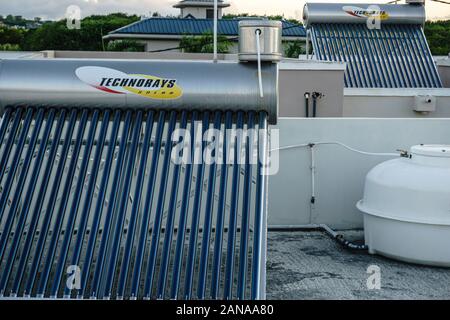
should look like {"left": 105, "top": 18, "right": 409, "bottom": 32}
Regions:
{"left": 0, "top": 43, "right": 20, "bottom": 51}
{"left": 20, "top": 13, "right": 140, "bottom": 51}
{"left": 179, "top": 32, "right": 232, "bottom": 53}
{"left": 283, "top": 41, "right": 305, "bottom": 58}
{"left": 107, "top": 40, "right": 145, "bottom": 52}
{"left": 425, "top": 20, "right": 450, "bottom": 55}
{"left": 222, "top": 13, "right": 301, "bottom": 25}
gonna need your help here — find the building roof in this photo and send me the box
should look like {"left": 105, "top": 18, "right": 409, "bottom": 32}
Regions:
{"left": 107, "top": 17, "right": 306, "bottom": 39}
{"left": 174, "top": 0, "right": 230, "bottom": 8}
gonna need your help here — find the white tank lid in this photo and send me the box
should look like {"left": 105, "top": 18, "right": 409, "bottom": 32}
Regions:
{"left": 411, "top": 145, "right": 450, "bottom": 158}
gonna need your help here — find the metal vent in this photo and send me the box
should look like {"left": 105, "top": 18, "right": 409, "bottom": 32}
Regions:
{"left": 0, "top": 107, "right": 268, "bottom": 300}
{"left": 310, "top": 23, "right": 442, "bottom": 88}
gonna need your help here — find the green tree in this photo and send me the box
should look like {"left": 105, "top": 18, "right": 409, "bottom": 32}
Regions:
{"left": 283, "top": 41, "right": 305, "bottom": 58}
{"left": 0, "top": 43, "right": 20, "bottom": 51}
{"left": 222, "top": 13, "right": 301, "bottom": 25}
{"left": 107, "top": 40, "right": 144, "bottom": 52}
{"left": 180, "top": 32, "right": 232, "bottom": 53}
{"left": 425, "top": 20, "right": 450, "bottom": 55}
{"left": 22, "top": 13, "right": 140, "bottom": 51}
{"left": 0, "top": 27, "right": 26, "bottom": 45}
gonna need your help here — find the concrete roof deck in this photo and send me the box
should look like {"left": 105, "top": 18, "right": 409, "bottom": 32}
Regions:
{"left": 267, "top": 230, "right": 450, "bottom": 300}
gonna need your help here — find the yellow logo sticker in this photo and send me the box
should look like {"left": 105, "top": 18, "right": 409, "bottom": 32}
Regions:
{"left": 343, "top": 6, "right": 390, "bottom": 21}
{"left": 76, "top": 66, "right": 183, "bottom": 100}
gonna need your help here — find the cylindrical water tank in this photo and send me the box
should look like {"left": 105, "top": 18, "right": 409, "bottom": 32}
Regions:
{"left": 357, "top": 145, "right": 450, "bottom": 267}
{"left": 303, "top": 3, "right": 426, "bottom": 28}
{"left": 0, "top": 59, "right": 279, "bottom": 124}
{"left": 238, "top": 20, "right": 282, "bottom": 62}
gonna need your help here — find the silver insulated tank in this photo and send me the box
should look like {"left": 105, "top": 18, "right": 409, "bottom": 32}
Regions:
{"left": 238, "top": 20, "right": 283, "bottom": 62}
{"left": 303, "top": 3, "right": 426, "bottom": 28}
{"left": 0, "top": 59, "right": 279, "bottom": 124}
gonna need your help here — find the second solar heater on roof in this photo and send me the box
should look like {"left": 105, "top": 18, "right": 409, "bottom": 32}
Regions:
{"left": 304, "top": 2, "right": 442, "bottom": 88}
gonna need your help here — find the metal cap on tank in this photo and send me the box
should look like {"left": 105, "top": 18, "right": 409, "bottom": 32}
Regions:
{"left": 238, "top": 20, "right": 282, "bottom": 62}
{"left": 410, "top": 145, "right": 450, "bottom": 166}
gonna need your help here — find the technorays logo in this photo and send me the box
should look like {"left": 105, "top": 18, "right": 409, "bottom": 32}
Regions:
{"left": 343, "top": 5, "right": 389, "bottom": 20}
{"left": 75, "top": 66, "right": 183, "bottom": 100}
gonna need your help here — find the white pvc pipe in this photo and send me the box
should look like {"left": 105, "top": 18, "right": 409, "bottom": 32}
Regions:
{"left": 256, "top": 29, "right": 264, "bottom": 98}
{"left": 273, "top": 141, "right": 399, "bottom": 157}
{"left": 310, "top": 144, "right": 316, "bottom": 203}
{"left": 271, "top": 142, "right": 399, "bottom": 222}
{"left": 213, "top": 0, "right": 218, "bottom": 62}
{"left": 306, "top": 30, "right": 310, "bottom": 60}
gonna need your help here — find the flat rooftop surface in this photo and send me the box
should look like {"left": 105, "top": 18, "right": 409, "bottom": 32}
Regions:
{"left": 267, "top": 230, "right": 450, "bottom": 300}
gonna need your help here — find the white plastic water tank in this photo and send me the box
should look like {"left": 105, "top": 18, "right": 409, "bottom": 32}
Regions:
{"left": 357, "top": 145, "right": 450, "bottom": 267}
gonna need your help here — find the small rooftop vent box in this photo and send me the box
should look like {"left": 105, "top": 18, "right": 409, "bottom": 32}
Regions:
{"left": 413, "top": 95, "right": 436, "bottom": 113}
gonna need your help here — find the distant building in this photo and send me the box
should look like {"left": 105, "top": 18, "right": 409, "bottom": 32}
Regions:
{"left": 25, "top": 22, "right": 42, "bottom": 30}
{"left": 174, "top": 0, "right": 230, "bottom": 19}
{"left": 104, "top": 0, "right": 305, "bottom": 53}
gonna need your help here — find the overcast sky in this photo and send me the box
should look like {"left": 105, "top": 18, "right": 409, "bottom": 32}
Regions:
{"left": 0, "top": 0, "right": 449, "bottom": 21}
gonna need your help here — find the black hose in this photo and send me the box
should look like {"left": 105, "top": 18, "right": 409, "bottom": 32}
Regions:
{"left": 333, "top": 234, "right": 368, "bottom": 251}
{"left": 312, "top": 92, "right": 322, "bottom": 118}
{"left": 304, "top": 92, "right": 310, "bottom": 118}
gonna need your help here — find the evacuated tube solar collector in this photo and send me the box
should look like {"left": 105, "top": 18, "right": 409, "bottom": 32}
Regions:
{"left": 303, "top": 2, "right": 442, "bottom": 88}
{"left": 0, "top": 21, "right": 281, "bottom": 300}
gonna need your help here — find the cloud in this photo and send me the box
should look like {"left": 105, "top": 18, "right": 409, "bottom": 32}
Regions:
{"left": 0, "top": 0, "right": 448, "bottom": 20}
{"left": 0, "top": 0, "right": 177, "bottom": 20}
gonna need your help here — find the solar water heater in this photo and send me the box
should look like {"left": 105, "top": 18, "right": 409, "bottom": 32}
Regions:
{"left": 0, "top": 21, "right": 281, "bottom": 300}
{"left": 304, "top": 2, "right": 442, "bottom": 88}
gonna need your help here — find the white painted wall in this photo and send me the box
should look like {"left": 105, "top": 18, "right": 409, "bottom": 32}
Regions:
{"left": 181, "top": 7, "right": 223, "bottom": 19}
{"left": 343, "top": 88, "right": 450, "bottom": 118}
{"left": 268, "top": 118, "right": 450, "bottom": 230}
{"left": 143, "top": 40, "right": 181, "bottom": 52}
{"left": 142, "top": 40, "right": 238, "bottom": 53}
{"left": 437, "top": 58, "right": 450, "bottom": 88}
